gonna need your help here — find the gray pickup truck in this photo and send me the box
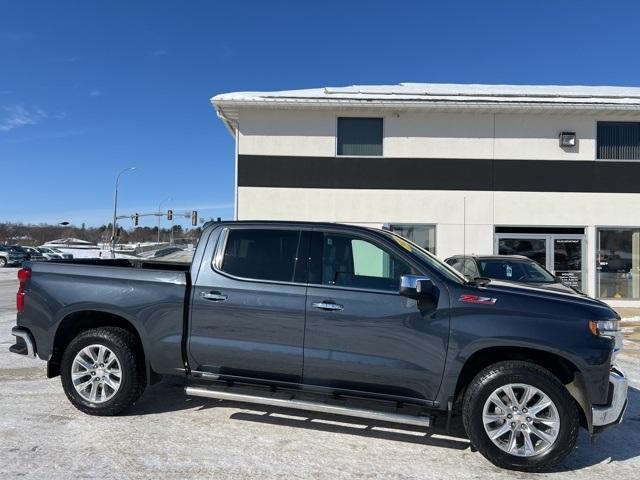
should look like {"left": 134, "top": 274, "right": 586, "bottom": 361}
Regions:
{"left": 10, "top": 221, "right": 627, "bottom": 471}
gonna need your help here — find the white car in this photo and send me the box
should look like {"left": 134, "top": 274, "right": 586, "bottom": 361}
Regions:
{"left": 37, "top": 246, "right": 73, "bottom": 260}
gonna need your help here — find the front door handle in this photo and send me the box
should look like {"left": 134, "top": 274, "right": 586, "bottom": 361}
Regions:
{"left": 312, "top": 301, "right": 344, "bottom": 311}
{"left": 201, "top": 291, "right": 228, "bottom": 302}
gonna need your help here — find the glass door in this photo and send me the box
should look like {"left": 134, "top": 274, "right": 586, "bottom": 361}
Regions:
{"left": 495, "top": 233, "right": 585, "bottom": 291}
{"left": 553, "top": 238, "right": 583, "bottom": 290}
{"left": 496, "top": 236, "right": 548, "bottom": 267}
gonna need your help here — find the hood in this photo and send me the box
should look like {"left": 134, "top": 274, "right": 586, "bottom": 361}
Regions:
{"left": 478, "top": 278, "right": 613, "bottom": 310}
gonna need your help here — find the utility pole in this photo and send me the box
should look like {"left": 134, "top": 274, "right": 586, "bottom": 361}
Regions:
{"left": 111, "top": 167, "right": 135, "bottom": 257}
{"left": 157, "top": 197, "right": 172, "bottom": 243}
{"left": 170, "top": 215, "right": 175, "bottom": 245}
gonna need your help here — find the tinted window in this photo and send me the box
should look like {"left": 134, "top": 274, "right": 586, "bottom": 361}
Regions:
{"left": 319, "top": 233, "right": 413, "bottom": 291}
{"left": 597, "top": 122, "right": 640, "bottom": 160}
{"left": 220, "top": 229, "right": 301, "bottom": 282}
{"left": 337, "top": 117, "right": 383, "bottom": 156}
{"left": 478, "top": 259, "right": 556, "bottom": 283}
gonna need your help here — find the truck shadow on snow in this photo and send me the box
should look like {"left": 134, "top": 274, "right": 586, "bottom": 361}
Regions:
{"left": 128, "top": 382, "right": 640, "bottom": 470}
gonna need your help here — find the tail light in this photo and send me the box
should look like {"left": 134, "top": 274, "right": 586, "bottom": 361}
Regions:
{"left": 16, "top": 267, "right": 31, "bottom": 313}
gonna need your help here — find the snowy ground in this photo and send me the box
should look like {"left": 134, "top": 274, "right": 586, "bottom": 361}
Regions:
{"left": 0, "top": 267, "right": 638, "bottom": 479}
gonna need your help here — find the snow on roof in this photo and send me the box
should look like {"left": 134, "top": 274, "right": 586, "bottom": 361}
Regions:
{"left": 44, "top": 238, "right": 95, "bottom": 246}
{"left": 213, "top": 82, "right": 640, "bottom": 104}
{"left": 212, "top": 83, "right": 640, "bottom": 132}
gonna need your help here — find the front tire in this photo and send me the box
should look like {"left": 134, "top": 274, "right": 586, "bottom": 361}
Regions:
{"left": 0, "top": 257, "right": 7, "bottom": 267}
{"left": 462, "top": 361, "right": 579, "bottom": 471}
{"left": 60, "top": 327, "right": 146, "bottom": 416}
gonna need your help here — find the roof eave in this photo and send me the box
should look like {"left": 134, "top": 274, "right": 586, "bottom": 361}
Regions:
{"left": 212, "top": 97, "right": 640, "bottom": 125}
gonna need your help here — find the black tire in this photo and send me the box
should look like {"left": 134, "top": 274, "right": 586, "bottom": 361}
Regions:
{"left": 0, "top": 257, "right": 7, "bottom": 268}
{"left": 60, "top": 327, "right": 146, "bottom": 416}
{"left": 462, "top": 361, "right": 579, "bottom": 472}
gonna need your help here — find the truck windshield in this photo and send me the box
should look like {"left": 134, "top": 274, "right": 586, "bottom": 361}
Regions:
{"left": 380, "top": 230, "right": 466, "bottom": 283}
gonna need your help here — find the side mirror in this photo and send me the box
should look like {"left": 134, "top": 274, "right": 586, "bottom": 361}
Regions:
{"left": 399, "top": 275, "right": 434, "bottom": 299}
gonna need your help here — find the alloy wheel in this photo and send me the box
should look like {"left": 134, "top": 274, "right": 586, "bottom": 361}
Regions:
{"left": 482, "top": 383, "right": 560, "bottom": 457}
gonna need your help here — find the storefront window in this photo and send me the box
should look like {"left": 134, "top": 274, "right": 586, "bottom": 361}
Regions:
{"left": 386, "top": 224, "right": 436, "bottom": 254}
{"left": 597, "top": 228, "right": 640, "bottom": 299}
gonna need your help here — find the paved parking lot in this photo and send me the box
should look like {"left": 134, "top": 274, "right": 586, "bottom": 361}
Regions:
{"left": 0, "top": 267, "right": 639, "bottom": 479}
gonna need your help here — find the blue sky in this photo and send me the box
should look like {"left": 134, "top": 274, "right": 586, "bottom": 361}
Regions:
{"left": 2, "top": 0, "right": 640, "bottom": 228}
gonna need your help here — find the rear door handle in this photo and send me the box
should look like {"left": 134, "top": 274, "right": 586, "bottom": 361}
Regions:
{"left": 312, "top": 301, "right": 344, "bottom": 311}
{"left": 201, "top": 291, "right": 228, "bottom": 302}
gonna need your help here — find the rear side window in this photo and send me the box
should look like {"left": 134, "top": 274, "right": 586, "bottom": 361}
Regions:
{"left": 220, "top": 229, "right": 302, "bottom": 282}
{"left": 318, "top": 233, "right": 414, "bottom": 291}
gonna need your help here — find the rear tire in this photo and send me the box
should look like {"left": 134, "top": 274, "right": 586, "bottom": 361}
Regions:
{"left": 462, "top": 360, "right": 579, "bottom": 471}
{"left": 60, "top": 327, "right": 146, "bottom": 416}
{"left": 0, "top": 257, "right": 7, "bottom": 267}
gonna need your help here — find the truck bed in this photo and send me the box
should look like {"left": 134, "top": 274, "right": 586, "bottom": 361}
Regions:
{"left": 20, "top": 258, "right": 190, "bottom": 376}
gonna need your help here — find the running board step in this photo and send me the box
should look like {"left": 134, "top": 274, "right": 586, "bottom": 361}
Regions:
{"left": 185, "top": 386, "right": 432, "bottom": 428}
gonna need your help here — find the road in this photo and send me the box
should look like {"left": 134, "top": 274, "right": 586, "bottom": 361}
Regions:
{"left": 0, "top": 267, "right": 638, "bottom": 479}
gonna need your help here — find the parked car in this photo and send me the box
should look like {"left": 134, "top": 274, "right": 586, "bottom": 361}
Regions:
{"left": 37, "top": 246, "right": 73, "bottom": 260}
{"left": 10, "top": 221, "right": 627, "bottom": 471}
{"left": 0, "top": 245, "right": 27, "bottom": 267}
{"left": 444, "top": 254, "right": 580, "bottom": 294}
{"left": 20, "top": 246, "right": 47, "bottom": 262}
{"left": 6, "top": 245, "right": 42, "bottom": 263}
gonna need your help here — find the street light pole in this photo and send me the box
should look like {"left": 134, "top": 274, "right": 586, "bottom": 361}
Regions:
{"left": 111, "top": 167, "right": 135, "bottom": 257}
{"left": 157, "top": 197, "right": 172, "bottom": 243}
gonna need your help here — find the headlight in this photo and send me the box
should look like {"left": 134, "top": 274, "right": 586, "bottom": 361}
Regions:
{"left": 588, "top": 319, "right": 620, "bottom": 338}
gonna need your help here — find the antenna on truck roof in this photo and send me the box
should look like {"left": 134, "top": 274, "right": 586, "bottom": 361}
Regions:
{"left": 463, "top": 196, "right": 467, "bottom": 276}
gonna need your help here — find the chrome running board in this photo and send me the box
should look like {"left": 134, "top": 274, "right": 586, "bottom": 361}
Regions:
{"left": 185, "top": 386, "right": 432, "bottom": 428}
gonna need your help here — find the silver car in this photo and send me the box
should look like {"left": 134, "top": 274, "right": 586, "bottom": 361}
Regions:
{"left": 37, "top": 246, "right": 73, "bottom": 260}
{"left": 0, "top": 245, "right": 27, "bottom": 267}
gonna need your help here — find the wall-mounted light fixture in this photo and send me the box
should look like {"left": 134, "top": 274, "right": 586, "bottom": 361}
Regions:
{"left": 559, "top": 131, "right": 577, "bottom": 147}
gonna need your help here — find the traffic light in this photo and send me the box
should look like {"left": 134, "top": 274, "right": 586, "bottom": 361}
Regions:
{"left": 133, "top": 213, "right": 139, "bottom": 226}
{"left": 167, "top": 209, "right": 173, "bottom": 221}
{"left": 191, "top": 210, "right": 198, "bottom": 226}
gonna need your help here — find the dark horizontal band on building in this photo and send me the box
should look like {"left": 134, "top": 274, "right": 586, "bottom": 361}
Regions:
{"left": 238, "top": 155, "right": 640, "bottom": 193}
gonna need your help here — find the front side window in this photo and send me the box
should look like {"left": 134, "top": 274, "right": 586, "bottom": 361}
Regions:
{"left": 219, "top": 229, "right": 301, "bottom": 282}
{"left": 319, "top": 233, "right": 413, "bottom": 291}
{"left": 597, "top": 228, "right": 640, "bottom": 299}
{"left": 337, "top": 117, "right": 383, "bottom": 156}
{"left": 597, "top": 122, "right": 640, "bottom": 160}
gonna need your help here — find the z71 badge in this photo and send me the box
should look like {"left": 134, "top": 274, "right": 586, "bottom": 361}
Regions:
{"left": 459, "top": 294, "right": 497, "bottom": 305}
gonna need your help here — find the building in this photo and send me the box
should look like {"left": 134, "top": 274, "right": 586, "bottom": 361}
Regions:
{"left": 211, "top": 83, "right": 640, "bottom": 307}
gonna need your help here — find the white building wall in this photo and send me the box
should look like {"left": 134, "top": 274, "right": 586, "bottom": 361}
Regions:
{"left": 238, "top": 109, "right": 336, "bottom": 156}
{"left": 493, "top": 114, "right": 596, "bottom": 160}
{"left": 238, "top": 108, "right": 640, "bottom": 160}
{"left": 383, "top": 112, "right": 495, "bottom": 158}
{"left": 234, "top": 107, "right": 640, "bottom": 305}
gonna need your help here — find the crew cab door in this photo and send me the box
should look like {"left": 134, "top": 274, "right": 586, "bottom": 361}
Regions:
{"left": 303, "top": 230, "right": 450, "bottom": 402}
{"left": 188, "top": 227, "right": 309, "bottom": 383}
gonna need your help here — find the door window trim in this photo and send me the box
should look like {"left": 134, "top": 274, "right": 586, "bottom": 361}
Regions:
{"left": 211, "top": 226, "right": 310, "bottom": 287}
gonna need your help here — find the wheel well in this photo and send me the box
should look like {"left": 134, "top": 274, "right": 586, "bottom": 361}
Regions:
{"left": 49, "top": 311, "right": 146, "bottom": 379}
{"left": 452, "top": 346, "right": 589, "bottom": 428}
{"left": 454, "top": 347, "right": 581, "bottom": 404}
